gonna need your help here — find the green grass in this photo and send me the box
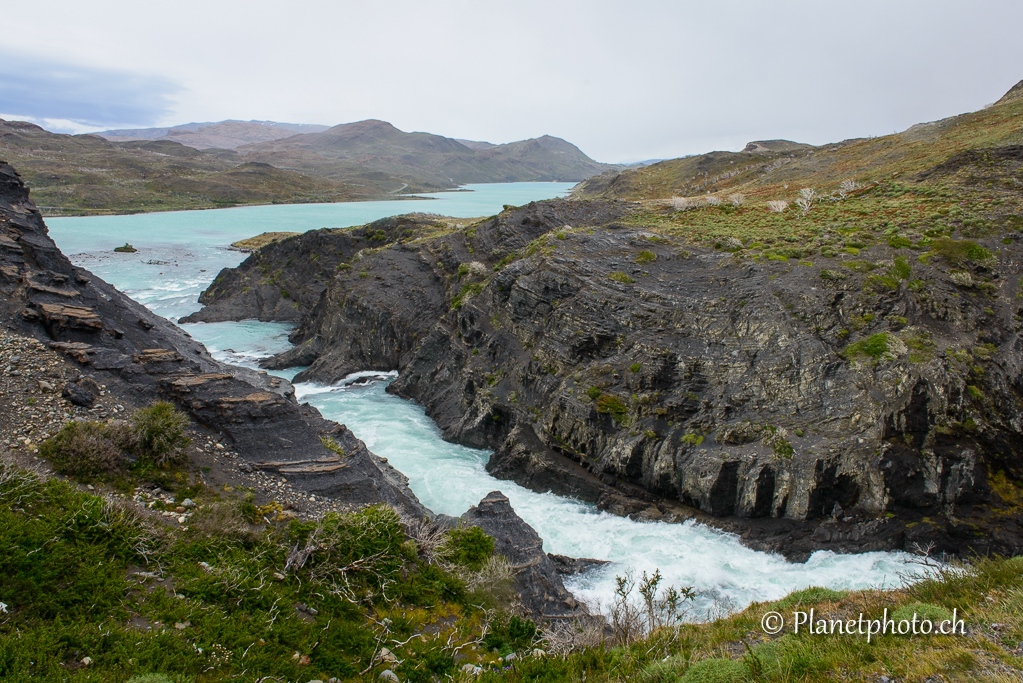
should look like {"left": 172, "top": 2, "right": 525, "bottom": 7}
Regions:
{"left": 0, "top": 459, "right": 511, "bottom": 683}
{"left": 6, "top": 456, "right": 1023, "bottom": 682}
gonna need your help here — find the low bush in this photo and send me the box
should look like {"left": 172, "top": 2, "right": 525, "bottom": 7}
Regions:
{"left": 841, "top": 333, "right": 892, "bottom": 360}
{"left": 40, "top": 402, "right": 192, "bottom": 480}
{"left": 38, "top": 420, "right": 122, "bottom": 478}
{"left": 929, "top": 237, "right": 993, "bottom": 265}
{"left": 443, "top": 525, "right": 495, "bottom": 570}
{"left": 635, "top": 250, "right": 657, "bottom": 263}
{"left": 596, "top": 394, "right": 628, "bottom": 417}
{"left": 608, "top": 271, "right": 635, "bottom": 284}
{"left": 130, "top": 402, "right": 190, "bottom": 467}
{"left": 774, "top": 586, "right": 848, "bottom": 608}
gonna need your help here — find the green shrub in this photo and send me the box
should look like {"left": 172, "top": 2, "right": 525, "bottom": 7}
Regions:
{"left": 891, "top": 255, "right": 912, "bottom": 279}
{"left": 130, "top": 402, "right": 190, "bottom": 467}
{"left": 596, "top": 394, "right": 628, "bottom": 417}
{"left": 929, "top": 238, "right": 993, "bottom": 265}
{"left": 311, "top": 506, "right": 406, "bottom": 581}
{"left": 444, "top": 525, "right": 494, "bottom": 570}
{"left": 841, "top": 333, "right": 892, "bottom": 360}
{"left": 889, "top": 236, "right": 912, "bottom": 249}
{"left": 586, "top": 386, "right": 602, "bottom": 400}
{"left": 608, "top": 271, "right": 635, "bottom": 284}
{"left": 864, "top": 274, "right": 900, "bottom": 292}
{"left": 967, "top": 385, "right": 983, "bottom": 399}
{"left": 772, "top": 438, "right": 794, "bottom": 459}
{"left": 39, "top": 421, "right": 122, "bottom": 478}
{"left": 681, "top": 433, "right": 704, "bottom": 447}
{"left": 452, "top": 282, "right": 484, "bottom": 309}
{"left": 629, "top": 363, "right": 642, "bottom": 373}
{"left": 635, "top": 250, "right": 656, "bottom": 264}
{"left": 481, "top": 615, "right": 537, "bottom": 657}
{"left": 681, "top": 658, "right": 751, "bottom": 683}
{"left": 843, "top": 260, "right": 877, "bottom": 273}
{"left": 637, "top": 655, "right": 687, "bottom": 683}
{"left": 456, "top": 263, "right": 470, "bottom": 279}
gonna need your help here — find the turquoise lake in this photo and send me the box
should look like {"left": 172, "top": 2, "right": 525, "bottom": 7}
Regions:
{"left": 47, "top": 183, "right": 921, "bottom": 616}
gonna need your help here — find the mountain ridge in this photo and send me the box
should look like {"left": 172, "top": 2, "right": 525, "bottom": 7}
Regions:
{"left": 0, "top": 117, "right": 614, "bottom": 214}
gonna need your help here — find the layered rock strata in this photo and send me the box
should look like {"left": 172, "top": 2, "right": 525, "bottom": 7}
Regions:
{"left": 194, "top": 197, "right": 1023, "bottom": 559}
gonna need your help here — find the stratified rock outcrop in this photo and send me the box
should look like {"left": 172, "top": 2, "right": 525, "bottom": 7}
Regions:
{"left": 0, "top": 159, "right": 426, "bottom": 516}
{"left": 193, "top": 188, "right": 1023, "bottom": 559}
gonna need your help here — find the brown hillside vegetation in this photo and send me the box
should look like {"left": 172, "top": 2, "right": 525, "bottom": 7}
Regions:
{"left": 574, "top": 79, "right": 1023, "bottom": 204}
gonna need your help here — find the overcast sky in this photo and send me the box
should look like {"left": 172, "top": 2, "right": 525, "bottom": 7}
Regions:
{"left": 2, "top": 0, "right": 1022, "bottom": 163}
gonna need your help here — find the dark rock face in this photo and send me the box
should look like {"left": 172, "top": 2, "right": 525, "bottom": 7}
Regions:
{"left": 61, "top": 382, "right": 95, "bottom": 406}
{"left": 0, "top": 159, "right": 426, "bottom": 517}
{"left": 192, "top": 198, "right": 1023, "bottom": 559}
{"left": 461, "top": 491, "right": 591, "bottom": 619}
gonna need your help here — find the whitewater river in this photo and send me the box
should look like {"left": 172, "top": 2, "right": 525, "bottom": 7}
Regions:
{"left": 48, "top": 183, "right": 919, "bottom": 617}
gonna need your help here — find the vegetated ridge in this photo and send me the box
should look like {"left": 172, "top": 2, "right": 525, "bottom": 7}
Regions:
{"left": 194, "top": 79, "right": 1023, "bottom": 561}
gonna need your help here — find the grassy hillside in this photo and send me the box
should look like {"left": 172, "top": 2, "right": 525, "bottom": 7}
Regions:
{"left": 574, "top": 80, "right": 1023, "bottom": 204}
{"left": 4, "top": 451, "right": 1023, "bottom": 682}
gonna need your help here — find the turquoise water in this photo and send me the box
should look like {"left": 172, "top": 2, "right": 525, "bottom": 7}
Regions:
{"left": 48, "top": 182, "right": 575, "bottom": 321}
{"left": 47, "top": 183, "right": 921, "bottom": 616}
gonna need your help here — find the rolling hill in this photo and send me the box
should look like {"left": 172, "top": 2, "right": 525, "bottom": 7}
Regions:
{"left": 573, "top": 81, "right": 1023, "bottom": 203}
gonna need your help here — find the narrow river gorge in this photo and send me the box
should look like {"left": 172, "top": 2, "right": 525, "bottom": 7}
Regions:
{"left": 47, "top": 184, "right": 919, "bottom": 617}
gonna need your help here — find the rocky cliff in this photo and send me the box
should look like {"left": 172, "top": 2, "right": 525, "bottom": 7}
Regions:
{"left": 193, "top": 181, "right": 1023, "bottom": 559}
{"left": 0, "top": 159, "right": 426, "bottom": 516}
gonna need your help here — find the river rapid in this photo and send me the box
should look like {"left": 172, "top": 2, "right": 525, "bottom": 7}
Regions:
{"left": 47, "top": 184, "right": 921, "bottom": 617}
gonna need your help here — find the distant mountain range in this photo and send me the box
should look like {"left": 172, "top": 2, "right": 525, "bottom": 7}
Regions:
{"left": 234, "top": 119, "right": 617, "bottom": 190}
{"left": 0, "top": 118, "right": 618, "bottom": 215}
{"left": 98, "top": 120, "right": 331, "bottom": 149}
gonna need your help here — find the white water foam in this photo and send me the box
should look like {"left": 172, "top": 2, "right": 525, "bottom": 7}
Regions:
{"left": 291, "top": 376, "right": 919, "bottom": 617}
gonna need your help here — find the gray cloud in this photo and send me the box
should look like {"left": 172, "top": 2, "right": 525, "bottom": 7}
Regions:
{"left": 2, "top": 1, "right": 1022, "bottom": 160}
{"left": 0, "top": 51, "right": 179, "bottom": 129}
